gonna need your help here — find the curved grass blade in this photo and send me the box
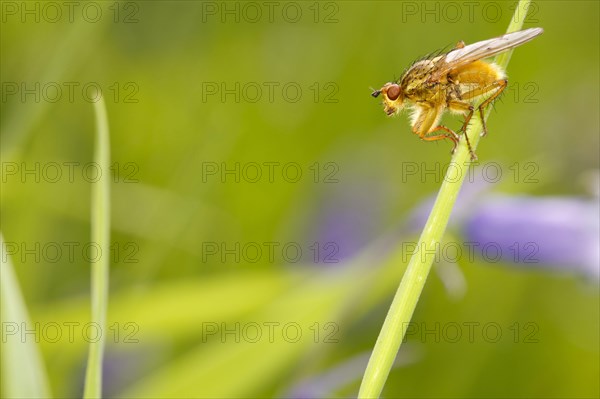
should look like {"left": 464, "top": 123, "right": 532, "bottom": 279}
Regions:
{"left": 83, "top": 93, "right": 111, "bottom": 398}
{"left": 358, "top": 1, "right": 537, "bottom": 397}
{"left": 0, "top": 233, "right": 52, "bottom": 398}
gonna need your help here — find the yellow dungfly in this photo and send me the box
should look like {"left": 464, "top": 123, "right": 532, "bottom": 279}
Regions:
{"left": 372, "top": 27, "right": 543, "bottom": 160}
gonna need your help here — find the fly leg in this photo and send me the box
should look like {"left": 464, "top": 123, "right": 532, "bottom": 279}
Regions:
{"left": 448, "top": 100, "right": 477, "bottom": 160}
{"left": 422, "top": 126, "right": 460, "bottom": 155}
{"left": 412, "top": 105, "right": 460, "bottom": 154}
{"left": 461, "top": 79, "right": 508, "bottom": 137}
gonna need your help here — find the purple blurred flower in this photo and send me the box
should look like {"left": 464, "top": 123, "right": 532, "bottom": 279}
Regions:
{"left": 315, "top": 165, "right": 599, "bottom": 278}
{"left": 313, "top": 182, "right": 383, "bottom": 264}
{"left": 407, "top": 173, "right": 599, "bottom": 278}
{"left": 464, "top": 195, "right": 599, "bottom": 277}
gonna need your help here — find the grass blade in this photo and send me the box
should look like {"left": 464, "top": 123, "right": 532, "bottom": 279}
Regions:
{"left": 358, "top": 1, "right": 535, "bottom": 397}
{"left": 83, "top": 93, "right": 111, "bottom": 398}
{"left": 0, "top": 233, "right": 52, "bottom": 398}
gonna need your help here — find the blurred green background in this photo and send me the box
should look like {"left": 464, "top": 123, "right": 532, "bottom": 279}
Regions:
{"left": 1, "top": 1, "right": 598, "bottom": 398}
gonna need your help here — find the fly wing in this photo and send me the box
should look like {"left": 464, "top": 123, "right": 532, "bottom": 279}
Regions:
{"left": 433, "top": 27, "right": 543, "bottom": 78}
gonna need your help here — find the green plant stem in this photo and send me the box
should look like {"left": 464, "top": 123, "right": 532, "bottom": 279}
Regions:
{"left": 358, "top": 1, "right": 533, "bottom": 397}
{"left": 83, "top": 94, "right": 111, "bottom": 398}
{"left": 0, "top": 233, "right": 52, "bottom": 398}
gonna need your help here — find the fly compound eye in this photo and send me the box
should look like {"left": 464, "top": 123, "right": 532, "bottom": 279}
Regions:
{"left": 386, "top": 84, "right": 401, "bottom": 101}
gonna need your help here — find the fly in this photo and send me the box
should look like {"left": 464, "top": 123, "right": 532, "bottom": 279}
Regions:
{"left": 372, "top": 27, "right": 543, "bottom": 160}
